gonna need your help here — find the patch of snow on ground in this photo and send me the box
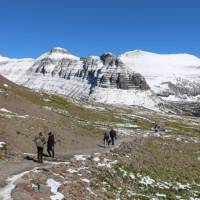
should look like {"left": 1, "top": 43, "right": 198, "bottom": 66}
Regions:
{"left": 175, "top": 182, "right": 191, "bottom": 190}
{"left": 0, "top": 168, "right": 39, "bottom": 200}
{"left": 156, "top": 192, "right": 166, "bottom": 198}
{"left": 129, "top": 173, "right": 135, "bottom": 180}
{"left": 47, "top": 179, "right": 64, "bottom": 200}
{"left": 67, "top": 168, "right": 78, "bottom": 173}
{"left": 139, "top": 176, "right": 155, "bottom": 186}
{"left": 74, "top": 154, "right": 90, "bottom": 161}
{"left": 17, "top": 114, "right": 29, "bottom": 118}
{"left": 87, "top": 187, "right": 97, "bottom": 196}
{"left": 0, "top": 108, "right": 12, "bottom": 113}
{"left": 0, "top": 142, "right": 6, "bottom": 148}
{"left": 156, "top": 181, "right": 171, "bottom": 189}
{"left": 0, "top": 108, "right": 29, "bottom": 119}
{"left": 43, "top": 161, "right": 70, "bottom": 165}
{"left": 3, "top": 84, "right": 8, "bottom": 87}
{"left": 23, "top": 152, "right": 36, "bottom": 157}
{"left": 93, "top": 157, "right": 100, "bottom": 162}
{"left": 81, "top": 178, "right": 90, "bottom": 183}
{"left": 118, "top": 168, "right": 128, "bottom": 177}
{"left": 97, "top": 159, "right": 118, "bottom": 168}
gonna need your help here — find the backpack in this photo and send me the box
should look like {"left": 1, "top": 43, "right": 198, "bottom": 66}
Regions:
{"left": 35, "top": 137, "right": 45, "bottom": 148}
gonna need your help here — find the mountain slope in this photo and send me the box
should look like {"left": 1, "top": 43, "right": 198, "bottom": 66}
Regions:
{"left": 0, "top": 55, "right": 9, "bottom": 62}
{"left": 0, "top": 75, "right": 101, "bottom": 154}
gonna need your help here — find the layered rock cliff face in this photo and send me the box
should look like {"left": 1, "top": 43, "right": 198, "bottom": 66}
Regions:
{"left": 170, "top": 101, "right": 200, "bottom": 117}
{"left": 158, "top": 79, "right": 200, "bottom": 99}
{"left": 29, "top": 50, "right": 150, "bottom": 93}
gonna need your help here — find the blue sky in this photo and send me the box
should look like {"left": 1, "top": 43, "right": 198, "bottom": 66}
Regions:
{"left": 0, "top": 0, "right": 199, "bottom": 58}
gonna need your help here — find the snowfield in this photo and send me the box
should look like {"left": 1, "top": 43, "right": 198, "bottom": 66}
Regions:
{"left": 91, "top": 87, "right": 162, "bottom": 111}
{"left": 120, "top": 50, "right": 200, "bottom": 101}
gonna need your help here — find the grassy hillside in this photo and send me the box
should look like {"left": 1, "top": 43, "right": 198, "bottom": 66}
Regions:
{"left": 0, "top": 75, "right": 102, "bottom": 154}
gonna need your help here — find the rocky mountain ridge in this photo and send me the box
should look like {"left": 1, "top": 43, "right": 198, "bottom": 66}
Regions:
{"left": 31, "top": 50, "right": 150, "bottom": 91}
{"left": 0, "top": 47, "right": 200, "bottom": 113}
{"left": 0, "top": 47, "right": 166, "bottom": 111}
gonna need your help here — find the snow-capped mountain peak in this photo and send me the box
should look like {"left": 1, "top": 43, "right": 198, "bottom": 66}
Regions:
{"left": 120, "top": 50, "right": 200, "bottom": 67}
{"left": 50, "top": 47, "right": 72, "bottom": 54}
{"left": 120, "top": 50, "right": 153, "bottom": 57}
{"left": 119, "top": 50, "right": 200, "bottom": 77}
{"left": 119, "top": 50, "right": 200, "bottom": 102}
{"left": 0, "top": 54, "right": 9, "bottom": 62}
{"left": 37, "top": 47, "right": 79, "bottom": 61}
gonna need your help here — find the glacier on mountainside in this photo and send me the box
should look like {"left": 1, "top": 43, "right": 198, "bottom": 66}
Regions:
{"left": 120, "top": 50, "right": 200, "bottom": 101}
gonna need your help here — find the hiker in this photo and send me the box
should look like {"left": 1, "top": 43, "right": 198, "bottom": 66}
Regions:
{"left": 34, "top": 132, "right": 46, "bottom": 163}
{"left": 47, "top": 132, "right": 55, "bottom": 158}
{"left": 154, "top": 122, "right": 160, "bottom": 133}
{"left": 104, "top": 129, "right": 111, "bottom": 147}
{"left": 109, "top": 128, "right": 117, "bottom": 146}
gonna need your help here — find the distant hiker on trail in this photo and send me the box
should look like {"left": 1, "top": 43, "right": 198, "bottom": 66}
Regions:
{"left": 109, "top": 128, "right": 117, "bottom": 146}
{"left": 47, "top": 132, "right": 55, "bottom": 158}
{"left": 104, "top": 129, "right": 111, "bottom": 148}
{"left": 34, "top": 132, "right": 46, "bottom": 163}
{"left": 154, "top": 122, "right": 160, "bottom": 133}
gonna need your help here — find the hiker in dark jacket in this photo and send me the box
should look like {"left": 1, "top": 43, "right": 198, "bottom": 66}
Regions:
{"left": 34, "top": 132, "right": 46, "bottom": 163}
{"left": 154, "top": 122, "right": 160, "bottom": 133}
{"left": 47, "top": 132, "right": 55, "bottom": 158}
{"left": 109, "top": 128, "right": 117, "bottom": 146}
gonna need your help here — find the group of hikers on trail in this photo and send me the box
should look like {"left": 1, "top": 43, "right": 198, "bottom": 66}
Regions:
{"left": 34, "top": 128, "right": 117, "bottom": 163}
{"left": 33, "top": 123, "right": 160, "bottom": 163}
{"left": 154, "top": 122, "right": 161, "bottom": 133}
{"left": 34, "top": 132, "right": 55, "bottom": 163}
{"left": 104, "top": 127, "right": 117, "bottom": 147}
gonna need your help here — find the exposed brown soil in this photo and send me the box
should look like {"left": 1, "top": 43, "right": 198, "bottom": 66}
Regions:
{"left": 0, "top": 75, "right": 102, "bottom": 154}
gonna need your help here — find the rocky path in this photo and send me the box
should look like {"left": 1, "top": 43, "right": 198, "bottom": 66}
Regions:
{"left": 0, "top": 160, "right": 40, "bottom": 188}
{"left": 0, "top": 135, "right": 133, "bottom": 199}
{"left": 1, "top": 130, "right": 199, "bottom": 200}
{"left": 1, "top": 128, "right": 198, "bottom": 192}
{"left": 1, "top": 129, "right": 196, "bottom": 190}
